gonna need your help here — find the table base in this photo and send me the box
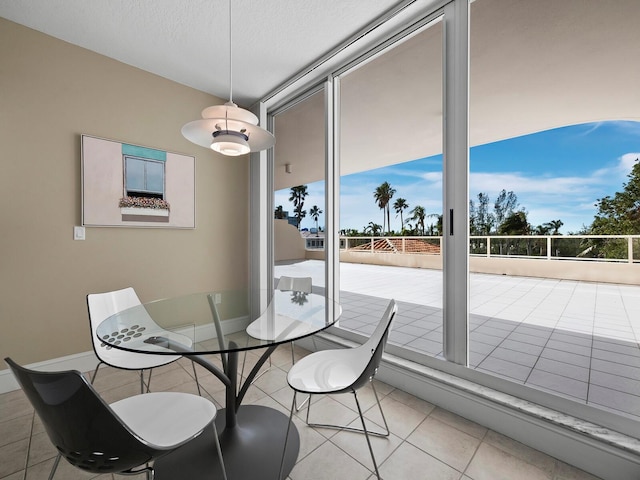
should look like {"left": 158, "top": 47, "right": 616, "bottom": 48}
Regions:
{"left": 154, "top": 405, "right": 300, "bottom": 480}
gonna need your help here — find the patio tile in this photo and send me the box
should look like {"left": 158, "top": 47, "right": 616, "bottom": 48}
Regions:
{"left": 526, "top": 369, "right": 588, "bottom": 401}
{"left": 471, "top": 332, "right": 505, "bottom": 347}
{"left": 476, "top": 357, "right": 531, "bottom": 382}
{"left": 589, "top": 370, "right": 640, "bottom": 397}
{"left": 533, "top": 357, "right": 590, "bottom": 383}
{"left": 590, "top": 358, "right": 640, "bottom": 381}
{"left": 507, "top": 332, "right": 548, "bottom": 347}
{"left": 490, "top": 347, "right": 539, "bottom": 368}
{"left": 590, "top": 349, "right": 640, "bottom": 368}
{"left": 549, "top": 331, "right": 593, "bottom": 347}
{"left": 277, "top": 259, "right": 640, "bottom": 421}
{"left": 588, "top": 385, "right": 640, "bottom": 417}
{"left": 540, "top": 348, "right": 590, "bottom": 368}
{"left": 545, "top": 339, "right": 592, "bottom": 357}
{"left": 499, "top": 339, "right": 544, "bottom": 356}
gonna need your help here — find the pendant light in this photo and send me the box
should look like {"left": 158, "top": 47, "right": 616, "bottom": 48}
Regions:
{"left": 181, "top": 0, "right": 275, "bottom": 156}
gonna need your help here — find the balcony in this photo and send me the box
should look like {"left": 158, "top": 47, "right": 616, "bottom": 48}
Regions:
{"left": 275, "top": 234, "right": 640, "bottom": 420}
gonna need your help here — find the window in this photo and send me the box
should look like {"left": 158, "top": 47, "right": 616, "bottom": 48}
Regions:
{"left": 124, "top": 155, "right": 165, "bottom": 199}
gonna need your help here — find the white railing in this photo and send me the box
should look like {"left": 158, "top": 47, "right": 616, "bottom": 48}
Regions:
{"left": 339, "top": 235, "right": 640, "bottom": 264}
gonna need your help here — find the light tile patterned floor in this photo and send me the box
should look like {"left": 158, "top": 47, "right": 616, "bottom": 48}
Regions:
{"left": 1, "top": 349, "right": 601, "bottom": 480}
{"left": 275, "top": 260, "right": 640, "bottom": 419}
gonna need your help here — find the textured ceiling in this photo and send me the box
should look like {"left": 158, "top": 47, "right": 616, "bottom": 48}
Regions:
{"left": 0, "top": 0, "right": 399, "bottom": 107}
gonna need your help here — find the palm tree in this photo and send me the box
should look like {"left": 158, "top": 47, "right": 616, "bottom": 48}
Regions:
{"left": 427, "top": 213, "right": 442, "bottom": 236}
{"left": 393, "top": 198, "right": 409, "bottom": 234}
{"left": 408, "top": 205, "right": 426, "bottom": 235}
{"left": 547, "top": 219, "right": 563, "bottom": 235}
{"left": 363, "top": 222, "right": 382, "bottom": 236}
{"left": 289, "top": 185, "right": 308, "bottom": 229}
{"left": 373, "top": 182, "right": 396, "bottom": 234}
{"left": 309, "top": 205, "right": 322, "bottom": 234}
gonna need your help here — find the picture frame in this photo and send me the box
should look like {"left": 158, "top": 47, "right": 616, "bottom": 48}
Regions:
{"left": 81, "top": 134, "right": 196, "bottom": 228}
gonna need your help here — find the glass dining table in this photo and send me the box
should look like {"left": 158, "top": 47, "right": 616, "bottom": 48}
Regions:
{"left": 96, "top": 288, "right": 340, "bottom": 480}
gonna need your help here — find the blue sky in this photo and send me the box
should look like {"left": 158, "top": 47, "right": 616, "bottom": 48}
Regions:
{"left": 276, "top": 121, "right": 640, "bottom": 234}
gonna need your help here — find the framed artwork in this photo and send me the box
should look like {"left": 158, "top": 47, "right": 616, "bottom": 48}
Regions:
{"left": 81, "top": 135, "right": 196, "bottom": 228}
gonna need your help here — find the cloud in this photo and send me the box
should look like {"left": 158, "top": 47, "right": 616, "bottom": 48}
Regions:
{"left": 619, "top": 153, "right": 640, "bottom": 172}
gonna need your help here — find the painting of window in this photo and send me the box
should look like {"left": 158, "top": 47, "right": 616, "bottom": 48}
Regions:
{"left": 82, "top": 135, "right": 195, "bottom": 228}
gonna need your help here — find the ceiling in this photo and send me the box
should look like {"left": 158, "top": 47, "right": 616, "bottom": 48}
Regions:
{"left": 0, "top": 0, "right": 400, "bottom": 107}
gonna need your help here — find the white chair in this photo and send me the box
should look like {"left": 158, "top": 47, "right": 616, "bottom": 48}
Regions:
{"left": 87, "top": 287, "right": 202, "bottom": 394}
{"left": 240, "top": 276, "right": 313, "bottom": 385}
{"left": 5, "top": 357, "right": 227, "bottom": 480}
{"left": 280, "top": 299, "right": 397, "bottom": 480}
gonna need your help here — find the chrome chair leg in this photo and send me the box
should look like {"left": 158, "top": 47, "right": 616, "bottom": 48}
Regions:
{"left": 305, "top": 380, "right": 389, "bottom": 437}
{"left": 353, "top": 390, "right": 380, "bottom": 479}
{"left": 192, "top": 362, "right": 202, "bottom": 396}
{"left": 48, "top": 453, "right": 61, "bottom": 480}
{"left": 90, "top": 362, "right": 103, "bottom": 384}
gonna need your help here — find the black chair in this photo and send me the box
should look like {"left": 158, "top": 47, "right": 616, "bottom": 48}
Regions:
{"left": 5, "top": 357, "right": 227, "bottom": 480}
{"left": 279, "top": 299, "right": 397, "bottom": 480}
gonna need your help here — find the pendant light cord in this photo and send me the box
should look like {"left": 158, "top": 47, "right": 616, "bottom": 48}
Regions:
{"left": 228, "top": 0, "right": 233, "bottom": 105}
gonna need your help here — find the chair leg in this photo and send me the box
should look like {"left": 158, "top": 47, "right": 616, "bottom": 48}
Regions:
{"left": 145, "top": 369, "right": 154, "bottom": 393}
{"left": 48, "top": 453, "right": 61, "bottom": 480}
{"left": 354, "top": 391, "right": 381, "bottom": 480}
{"left": 279, "top": 392, "right": 297, "bottom": 480}
{"left": 192, "top": 362, "right": 202, "bottom": 396}
{"left": 240, "top": 351, "right": 272, "bottom": 387}
{"left": 90, "top": 361, "right": 104, "bottom": 384}
{"left": 305, "top": 381, "right": 389, "bottom": 437}
{"left": 212, "top": 422, "right": 228, "bottom": 480}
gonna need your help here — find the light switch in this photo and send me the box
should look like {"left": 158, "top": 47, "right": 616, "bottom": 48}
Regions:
{"left": 74, "top": 226, "right": 85, "bottom": 240}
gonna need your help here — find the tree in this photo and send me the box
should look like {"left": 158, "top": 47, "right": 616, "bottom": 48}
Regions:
{"left": 309, "top": 205, "right": 322, "bottom": 233}
{"left": 427, "top": 213, "right": 443, "bottom": 236}
{"left": 494, "top": 190, "right": 519, "bottom": 230}
{"left": 589, "top": 158, "right": 640, "bottom": 258}
{"left": 408, "top": 205, "right": 427, "bottom": 235}
{"left": 498, "top": 210, "right": 530, "bottom": 235}
{"left": 591, "top": 159, "right": 640, "bottom": 235}
{"left": 373, "top": 182, "right": 396, "bottom": 234}
{"left": 470, "top": 192, "right": 494, "bottom": 235}
{"left": 393, "top": 198, "right": 409, "bottom": 233}
{"left": 533, "top": 224, "right": 552, "bottom": 235}
{"left": 363, "top": 222, "right": 382, "bottom": 235}
{"left": 547, "top": 219, "right": 564, "bottom": 235}
{"left": 289, "top": 185, "right": 308, "bottom": 229}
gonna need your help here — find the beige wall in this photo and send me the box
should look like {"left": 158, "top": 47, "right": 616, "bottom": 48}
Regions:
{"left": 274, "top": 220, "right": 306, "bottom": 262}
{"left": 0, "top": 19, "right": 249, "bottom": 365}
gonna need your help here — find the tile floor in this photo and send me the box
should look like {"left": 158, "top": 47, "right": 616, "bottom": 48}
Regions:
{"left": 275, "top": 260, "right": 640, "bottom": 419}
{"left": 1, "top": 347, "right": 602, "bottom": 480}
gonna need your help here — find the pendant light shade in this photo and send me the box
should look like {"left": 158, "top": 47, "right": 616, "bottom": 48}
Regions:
{"left": 181, "top": 1, "right": 275, "bottom": 156}
{"left": 181, "top": 102, "right": 275, "bottom": 154}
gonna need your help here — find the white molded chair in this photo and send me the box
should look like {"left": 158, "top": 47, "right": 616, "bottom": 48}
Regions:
{"left": 5, "top": 357, "right": 227, "bottom": 480}
{"left": 240, "top": 276, "right": 313, "bottom": 385}
{"left": 87, "top": 287, "right": 201, "bottom": 394}
{"left": 280, "top": 299, "right": 397, "bottom": 480}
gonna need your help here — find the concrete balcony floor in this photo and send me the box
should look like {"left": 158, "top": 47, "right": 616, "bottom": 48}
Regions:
{"left": 275, "top": 259, "right": 640, "bottom": 420}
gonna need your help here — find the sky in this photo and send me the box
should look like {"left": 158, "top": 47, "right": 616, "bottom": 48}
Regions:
{"left": 275, "top": 121, "right": 640, "bottom": 234}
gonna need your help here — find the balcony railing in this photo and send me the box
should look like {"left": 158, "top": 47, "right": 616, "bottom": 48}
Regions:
{"left": 339, "top": 234, "right": 640, "bottom": 263}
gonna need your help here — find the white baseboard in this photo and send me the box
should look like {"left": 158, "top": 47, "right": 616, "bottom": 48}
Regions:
{"left": 1, "top": 350, "right": 100, "bottom": 394}
{"left": 0, "top": 315, "right": 250, "bottom": 395}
